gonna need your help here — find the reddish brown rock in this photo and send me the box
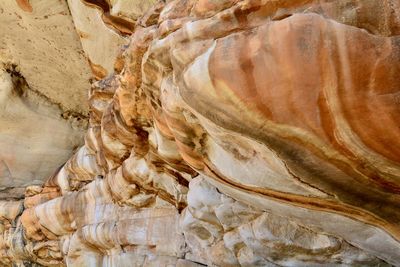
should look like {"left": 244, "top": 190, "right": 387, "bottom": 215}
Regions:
{"left": 0, "top": 0, "right": 399, "bottom": 266}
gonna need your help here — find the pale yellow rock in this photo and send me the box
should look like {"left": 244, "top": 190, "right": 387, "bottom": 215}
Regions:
{"left": 0, "top": 0, "right": 91, "bottom": 114}
{"left": 0, "top": 0, "right": 90, "bottom": 198}
{"left": 0, "top": 70, "right": 84, "bottom": 199}
{"left": 67, "top": 0, "right": 129, "bottom": 78}
{"left": 109, "top": 0, "right": 157, "bottom": 22}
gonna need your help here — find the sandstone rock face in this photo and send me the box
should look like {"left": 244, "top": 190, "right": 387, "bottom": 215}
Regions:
{"left": 67, "top": 0, "right": 157, "bottom": 79}
{"left": 0, "top": 69, "right": 84, "bottom": 199}
{"left": 0, "top": 0, "right": 399, "bottom": 266}
{"left": 0, "top": 0, "right": 90, "bottom": 198}
{"left": 0, "top": 0, "right": 92, "bottom": 113}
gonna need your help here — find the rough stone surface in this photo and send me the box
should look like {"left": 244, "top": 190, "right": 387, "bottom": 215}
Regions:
{"left": 0, "top": 0, "right": 399, "bottom": 266}
{"left": 0, "top": 0, "right": 90, "bottom": 198}
{"left": 0, "top": 0, "right": 92, "bottom": 114}
{"left": 0, "top": 69, "right": 84, "bottom": 199}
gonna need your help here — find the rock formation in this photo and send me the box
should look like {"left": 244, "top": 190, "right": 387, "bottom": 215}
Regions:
{"left": 0, "top": 0, "right": 399, "bottom": 266}
{"left": 0, "top": 0, "right": 90, "bottom": 199}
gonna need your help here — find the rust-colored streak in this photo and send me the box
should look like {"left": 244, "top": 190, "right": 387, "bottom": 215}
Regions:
{"left": 88, "top": 59, "right": 107, "bottom": 80}
{"left": 207, "top": 13, "right": 400, "bottom": 192}
{"left": 6, "top": 0, "right": 400, "bottom": 265}
{"left": 81, "top": 0, "right": 135, "bottom": 36}
{"left": 76, "top": 29, "right": 90, "bottom": 39}
{"left": 173, "top": 10, "right": 400, "bottom": 247}
{"left": 15, "top": 0, "right": 32, "bottom": 13}
{"left": 202, "top": 160, "right": 400, "bottom": 242}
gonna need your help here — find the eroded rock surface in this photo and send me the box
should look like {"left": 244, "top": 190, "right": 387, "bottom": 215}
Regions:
{"left": 0, "top": 0, "right": 399, "bottom": 266}
{"left": 0, "top": 68, "right": 84, "bottom": 199}
{"left": 0, "top": 0, "right": 90, "bottom": 198}
{"left": 0, "top": 0, "right": 92, "bottom": 113}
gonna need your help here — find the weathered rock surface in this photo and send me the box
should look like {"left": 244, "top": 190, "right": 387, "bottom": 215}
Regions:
{"left": 67, "top": 0, "right": 157, "bottom": 79}
{"left": 0, "top": 0, "right": 399, "bottom": 266}
{"left": 0, "top": 0, "right": 90, "bottom": 198}
{"left": 0, "top": 0, "right": 92, "bottom": 113}
{"left": 0, "top": 68, "right": 84, "bottom": 199}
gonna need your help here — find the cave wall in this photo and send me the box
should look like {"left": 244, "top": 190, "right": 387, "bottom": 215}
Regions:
{"left": 0, "top": 0, "right": 399, "bottom": 266}
{"left": 0, "top": 0, "right": 91, "bottom": 198}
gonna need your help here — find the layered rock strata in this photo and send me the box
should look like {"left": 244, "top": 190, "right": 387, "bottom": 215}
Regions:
{"left": 0, "top": 0, "right": 399, "bottom": 266}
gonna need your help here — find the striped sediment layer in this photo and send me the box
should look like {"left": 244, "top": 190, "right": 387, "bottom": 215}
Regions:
{"left": 1, "top": 0, "right": 399, "bottom": 266}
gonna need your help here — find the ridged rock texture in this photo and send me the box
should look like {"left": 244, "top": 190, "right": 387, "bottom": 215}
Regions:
{"left": 0, "top": 0, "right": 399, "bottom": 266}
